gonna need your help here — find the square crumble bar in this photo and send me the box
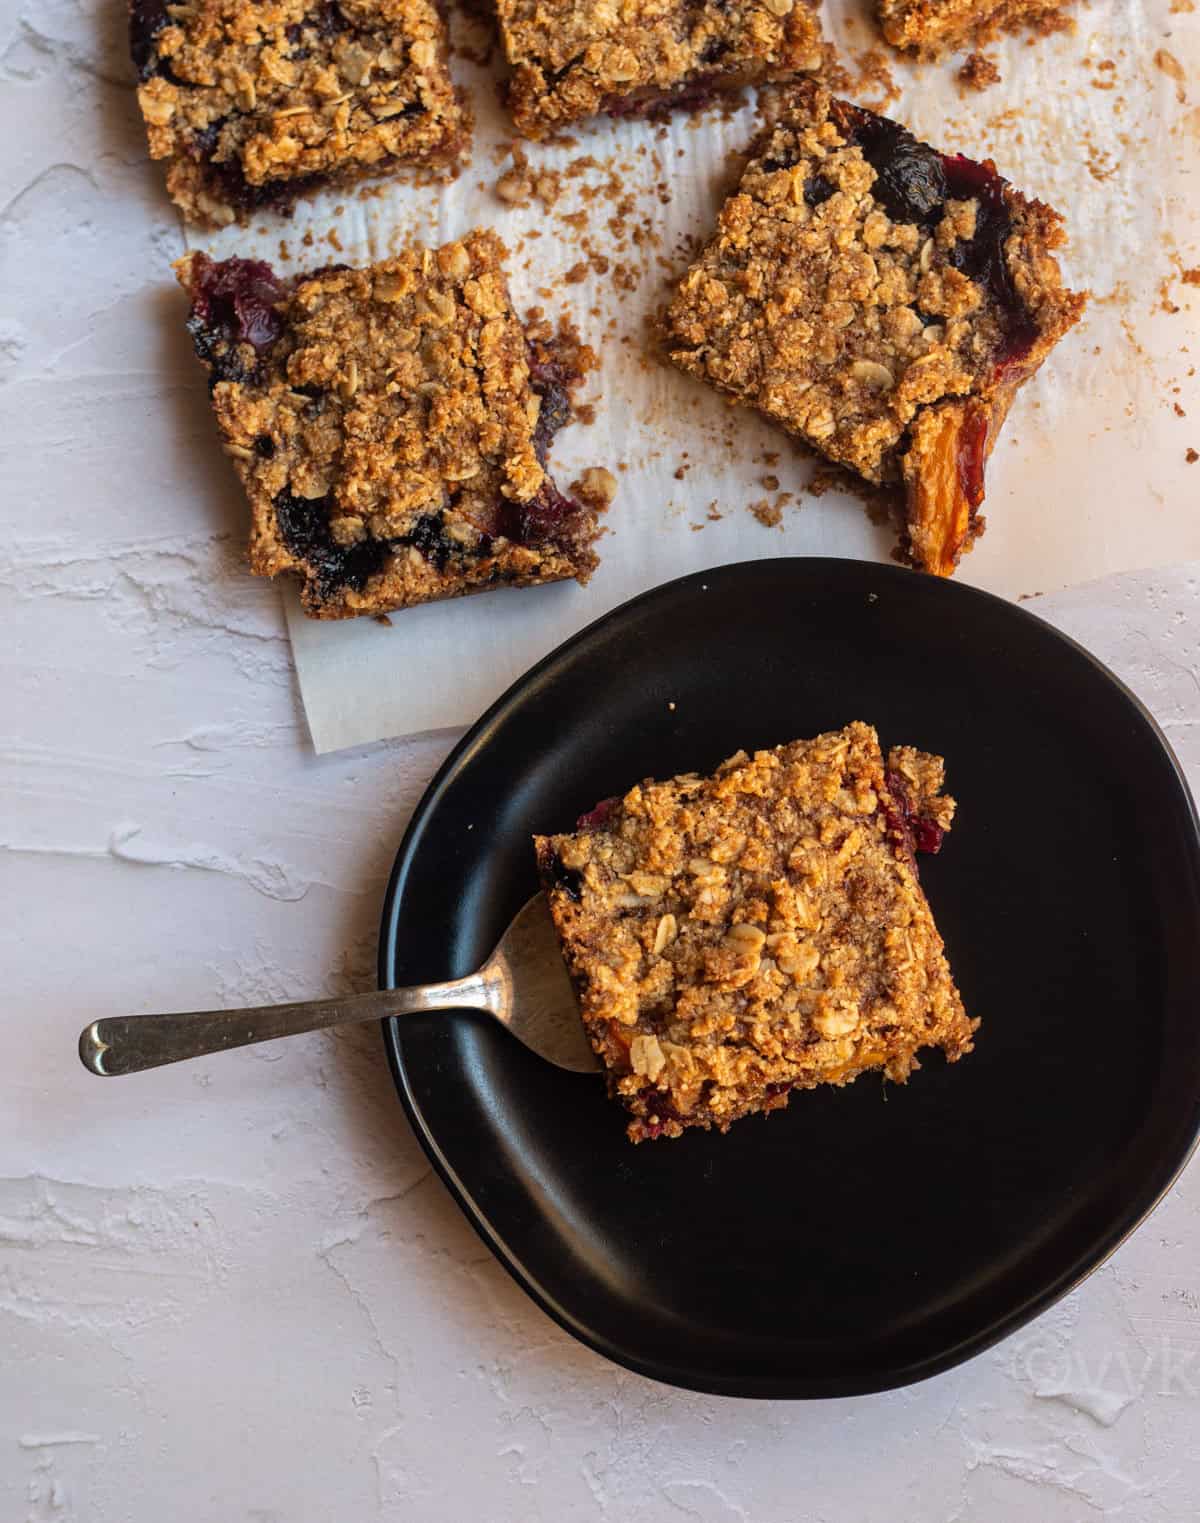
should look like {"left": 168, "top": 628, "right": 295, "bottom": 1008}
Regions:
{"left": 132, "top": 0, "right": 469, "bottom": 226}
{"left": 176, "top": 233, "right": 603, "bottom": 618}
{"left": 536, "top": 723, "right": 977, "bottom": 1142}
{"left": 878, "top": 0, "right": 1075, "bottom": 57}
{"left": 664, "top": 84, "right": 1085, "bottom": 576}
{"left": 498, "top": 0, "right": 824, "bottom": 140}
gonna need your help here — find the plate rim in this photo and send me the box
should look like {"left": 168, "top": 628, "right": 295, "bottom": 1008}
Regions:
{"left": 377, "top": 555, "right": 1200, "bottom": 1399}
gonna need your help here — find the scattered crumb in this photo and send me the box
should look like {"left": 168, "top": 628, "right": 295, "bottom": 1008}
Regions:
{"left": 749, "top": 497, "right": 782, "bottom": 528}
{"left": 1183, "top": 268, "right": 1200, "bottom": 288}
{"left": 571, "top": 467, "right": 619, "bottom": 509}
{"left": 761, "top": 474, "right": 780, "bottom": 491}
{"left": 327, "top": 227, "right": 343, "bottom": 252}
{"left": 1086, "top": 146, "right": 1120, "bottom": 181}
{"left": 668, "top": 701, "right": 676, "bottom": 711}
{"left": 959, "top": 52, "right": 1002, "bottom": 91}
{"left": 1154, "top": 48, "right": 1188, "bottom": 104}
{"left": 374, "top": 613, "right": 392, "bottom": 626}
{"left": 1186, "top": 448, "right": 1198, "bottom": 463}
{"left": 1176, "top": 403, "right": 1189, "bottom": 417}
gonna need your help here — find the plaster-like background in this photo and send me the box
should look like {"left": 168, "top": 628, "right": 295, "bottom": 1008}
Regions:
{"left": 3, "top": 0, "right": 1200, "bottom": 1515}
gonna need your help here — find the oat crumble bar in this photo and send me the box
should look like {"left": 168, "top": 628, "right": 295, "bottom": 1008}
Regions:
{"left": 131, "top": 0, "right": 469, "bottom": 227}
{"left": 497, "top": 0, "right": 824, "bottom": 140}
{"left": 878, "top": 0, "right": 1074, "bottom": 57}
{"left": 664, "top": 84, "right": 1086, "bottom": 576}
{"left": 176, "top": 233, "right": 603, "bottom": 618}
{"left": 536, "top": 723, "right": 976, "bottom": 1142}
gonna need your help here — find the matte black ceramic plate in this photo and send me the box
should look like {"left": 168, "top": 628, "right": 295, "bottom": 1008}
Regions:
{"left": 379, "top": 558, "right": 1200, "bottom": 1398}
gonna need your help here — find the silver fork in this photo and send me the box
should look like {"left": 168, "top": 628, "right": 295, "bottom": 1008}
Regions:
{"left": 78, "top": 894, "right": 600, "bottom": 1077}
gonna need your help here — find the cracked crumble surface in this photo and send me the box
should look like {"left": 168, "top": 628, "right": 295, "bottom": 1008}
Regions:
{"left": 536, "top": 722, "right": 976, "bottom": 1142}
{"left": 132, "top": 0, "right": 469, "bottom": 226}
{"left": 878, "top": 0, "right": 1075, "bottom": 58}
{"left": 497, "top": 0, "right": 823, "bottom": 139}
{"left": 176, "top": 232, "right": 603, "bottom": 619}
{"left": 664, "top": 83, "right": 1084, "bottom": 576}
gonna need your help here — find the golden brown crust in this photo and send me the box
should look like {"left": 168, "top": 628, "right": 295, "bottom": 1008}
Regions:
{"left": 497, "top": 0, "right": 823, "bottom": 139}
{"left": 536, "top": 723, "right": 977, "bottom": 1142}
{"left": 175, "top": 233, "right": 604, "bottom": 619}
{"left": 133, "top": 0, "right": 469, "bottom": 227}
{"left": 878, "top": 0, "right": 1074, "bottom": 58}
{"left": 663, "top": 83, "right": 1085, "bottom": 575}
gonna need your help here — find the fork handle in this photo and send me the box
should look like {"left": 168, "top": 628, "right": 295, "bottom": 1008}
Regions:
{"left": 78, "top": 973, "right": 495, "bottom": 1076}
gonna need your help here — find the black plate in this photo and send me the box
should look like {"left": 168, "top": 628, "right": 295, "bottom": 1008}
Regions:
{"left": 379, "top": 558, "right": 1200, "bottom": 1398}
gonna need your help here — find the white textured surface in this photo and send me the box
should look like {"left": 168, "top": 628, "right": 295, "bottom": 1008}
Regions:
{"left": 4, "top": 0, "right": 1200, "bottom": 1517}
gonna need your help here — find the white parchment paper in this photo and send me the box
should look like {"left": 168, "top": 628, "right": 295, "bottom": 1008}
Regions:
{"left": 192, "top": 0, "right": 1200, "bottom": 751}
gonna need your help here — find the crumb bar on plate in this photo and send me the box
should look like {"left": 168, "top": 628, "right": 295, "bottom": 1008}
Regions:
{"left": 497, "top": 0, "right": 823, "bottom": 140}
{"left": 536, "top": 723, "right": 977, "bottom": 1142}
{"left": 877, "top": 0, "right": 1074, "bottom": 56}
{"left": 131, "top": 0, "right": 469, "bottom": 226}
{"left": 664, "top": 83, "right": 1085, "bottom": 575}
{"left": 176, "top": 233, "right": 602, "bottom": 618}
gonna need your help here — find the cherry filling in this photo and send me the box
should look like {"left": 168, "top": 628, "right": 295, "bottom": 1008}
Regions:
{"left": 603, "top": 73, "right": 732, "bottom": 120}
{"left": 185, "top": 253, "right": 287, "bottom": 386}
{"left": 576, "top": 797, "right": 619, "bottom": 830}
{"left": 882, "top": 769, "right": 946, "bottom": 858}
{"left": 955, "top": 404, "right": 991, "bottom": 510}
{"left": 187, "top": 253, "right": 286, "bottom": 350}
{"left": 504, "top": 346, "right": 590, "bottom": 551}
{"left": 941, "top": 154, "right": 1038, "bottom": 367}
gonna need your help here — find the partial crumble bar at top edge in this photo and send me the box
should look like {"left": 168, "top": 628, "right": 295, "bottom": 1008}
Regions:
{"left": 663, "top": 82, "right": 1086, "bottom": 577}
{"left": 497, "top": 0, "right": 824, "bottom": 139}
{"left": 535, "top": 723, "right": 976, "bottom": 1143}
{"left": 132, "top": 0, "right": 470, "bottom": 226}
{"left": 877, "top": 0, "right": 1077, "bottom": 58}
{"left": 176, "top": 232, "right": 606, "bottom": 619}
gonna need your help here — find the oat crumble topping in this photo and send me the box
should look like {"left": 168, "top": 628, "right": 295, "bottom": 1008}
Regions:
{"left": 496, "top": 0, "right": 824, "bottom": 139}
{"left": 132, "top": 0, "right": 469, "bottom": 226}
{"left": 176, "top": 232, "right": 605, "bottom": 618}
{"left": 664, "top": 83, "right": 1085, "bottom": 575}
{"left": 536, "top": 722, "right": 976, "bottom": 1142}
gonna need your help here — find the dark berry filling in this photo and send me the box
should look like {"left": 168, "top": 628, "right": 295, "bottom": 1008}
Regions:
{"left": 834, "top": 105, "right": 948, "bottom": 228}
{"left": 191, "top": 131, "right": 329, "bottom": 218}
{"left": 275, "top": 489, "right": 390, "bottom": 597}
{"left": 802, "top": 173, "right": 836, "bottom": 208}
{"left": 402, "top": 512, "right": 457, "bottom": 571}
{"left": 498, "top": 480, "right": 581, "bottom": 549}
{"left": 186, "top": 252, "right": 287, "bottom": 356}
{"left": 602, "top": 71, "right": 733, "bottom": 120}
{"left": 275, "top": 496, "right": 467, "bottom": 596}
{"left": 632, "top": 1085, "right": 687, "bottom": 1137}
{"left": 545, "top": 853, "right": 584, "bottom": 901}
{"left": 828, "top": 101, "right": 1037, "bottom": 368}
{"left": 508, "top": 344, "right": 592, "bottom": 553}
{"left": 942, "top": 154, "right": 1038, "bottom": 366}
{"left": 883, "top": 769, "right": 946, "bottom": 858}
{"left": 129, "top": 0, "right": 169, "bottom": 80}
{"left": 527, "top": 354, "right": 575, "bottom": 466}
{"left": 311, "top": 0, "right": 349, "bottom": 38}
{"left": 575, "top": 797, "right": 618, "bottom": 830}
